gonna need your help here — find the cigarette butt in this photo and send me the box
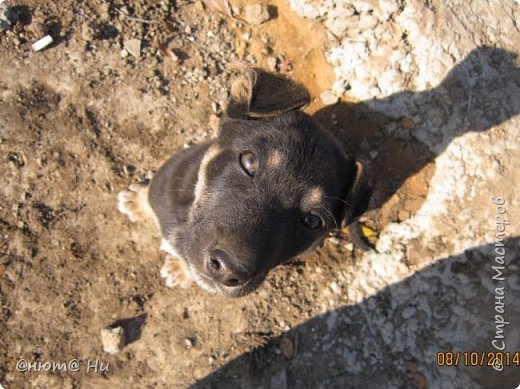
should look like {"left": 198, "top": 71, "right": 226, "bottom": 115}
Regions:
{"left": 32, "top": 35, "right": 54, "bottom": 51}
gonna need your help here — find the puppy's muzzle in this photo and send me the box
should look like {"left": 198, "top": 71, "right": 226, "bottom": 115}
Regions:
{"left": 206, "top": 249, "right": 253, "bottom": 288}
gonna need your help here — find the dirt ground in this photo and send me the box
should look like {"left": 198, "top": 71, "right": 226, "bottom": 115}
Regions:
{"left": 1, "top": 1, "right": 518, "bottom": 388}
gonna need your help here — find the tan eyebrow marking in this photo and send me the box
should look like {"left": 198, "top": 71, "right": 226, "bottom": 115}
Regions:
{"left": 192, "top": 144, "right": 221, "bottom": 210}
{"left": 266, "top": 150, "right": 283, "bottom": 168}
{"left": 302, "top": 187, "right": 324, "bottom": 208}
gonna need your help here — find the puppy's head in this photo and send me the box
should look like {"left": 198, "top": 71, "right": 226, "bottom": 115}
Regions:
{"left": 184, "top": 69, "right": 370, "bottom": 297}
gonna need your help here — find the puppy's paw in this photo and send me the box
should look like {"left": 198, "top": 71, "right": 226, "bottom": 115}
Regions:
{"left": 118, "top": 183, "right": 152, "bottom": 222}
{"left": 160, "top": 256, "right": 193, "bottom": 289}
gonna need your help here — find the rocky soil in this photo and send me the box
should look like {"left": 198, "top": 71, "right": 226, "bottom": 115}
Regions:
{"left": 1, "top": 0, "right": 519, "bottom": 388}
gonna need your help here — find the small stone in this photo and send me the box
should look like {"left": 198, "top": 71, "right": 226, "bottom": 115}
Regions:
{"left": 120, "top": 49, "right": 129, "bottom": 58}
{"left": 167, "top": 50, "right": 180, "bottom": 62}
{"left": 279, "top": 337, "right": 294, "bottom": 359}
{"left": 398, "top": 210, "right": 410, "bottom": 221}
{"left": 328, "top": 237, "right": 341, "bottom": 245}
{"left": 266, "top": 56, "right": 278, "bottom": 71}
{"left": 320, "top": 90, "right": 339, "bottom": 105}
{"left": 124, "top": 39, "right": 141, "bottom": 58}
{"left": 123, "top": 164, "right": 136, "bottom": 175}
{"left": 208, "top": 114, "right": 220, "bottom": 132}
{"left": 101, "top": 327, "right": 126, "bottom": 354}
{"left": 369, "top": 150, "right": 378, "bottom": 159}
{"left": 242, "top": 31, "right": 251, "bottom": 41}
{"left": 243, "top": 4, "right": 271, "bottom": 25}
{"left": 329, "top": 281, "right": 341, "bottom": 293}
{"left": 184, "top": 337, "right": 195, "bottom": 348}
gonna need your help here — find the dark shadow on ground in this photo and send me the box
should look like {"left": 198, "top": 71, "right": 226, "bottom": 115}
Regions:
{"left": 314, "top": 46, "right": 520, "bottom": 227}
{"left": 110, "top": 313, "right": 147, "bottom": 345}
{"left": 194, "top": 237, "right": 520, "bottom": 389}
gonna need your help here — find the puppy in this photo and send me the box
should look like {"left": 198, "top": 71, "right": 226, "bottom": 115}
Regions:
{"left": 118, "top": 69, "right": 371, "bottom": 297}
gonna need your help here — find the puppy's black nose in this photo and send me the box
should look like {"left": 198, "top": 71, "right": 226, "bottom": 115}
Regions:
{"left": 207, "top": 249, "right": 249, "bottom": 287}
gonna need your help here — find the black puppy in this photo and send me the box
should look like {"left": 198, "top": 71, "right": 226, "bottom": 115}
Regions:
{"left": 118, "top": 69, "right": 370, "bottom": 297}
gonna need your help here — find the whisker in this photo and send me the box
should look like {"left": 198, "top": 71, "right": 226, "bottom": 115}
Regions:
{"left": 317, "top": 203, "right": 338, "bottom": 229}
{"left": 324, "top": 195, "right": 352, "bottom": 208}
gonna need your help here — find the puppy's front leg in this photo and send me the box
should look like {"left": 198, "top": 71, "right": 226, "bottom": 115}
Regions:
{"left": 118, "top": 183, "right": 155, "bottom": 222}
{"left": 160, "top": 255, "right": 193, "bottom": 288}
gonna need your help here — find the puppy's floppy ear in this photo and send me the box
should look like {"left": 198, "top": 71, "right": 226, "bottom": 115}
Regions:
{"left": 340, "top": 161, "right": 372, "bottom": 228}
{"left": 226, "top": 68, "right": 310, "bottom": 119}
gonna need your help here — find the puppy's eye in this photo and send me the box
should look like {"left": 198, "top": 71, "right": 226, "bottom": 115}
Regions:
{"left": 239, "top": 150, "right": 258, "bottom": 177}
{"left": 301, "top": 213, "right": 322, "bottom": 230}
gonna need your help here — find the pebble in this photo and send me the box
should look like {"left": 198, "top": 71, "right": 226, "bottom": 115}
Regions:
{"left": 124, "top": 39, "right": 142, "bottom": 58}
{"left": 184, "top": 337, "right": 196, "bottom": 348}
{"left": 208, "top": 114, "right": 220, "bottom": 131}
{"left": 123, "top": 164, "right": 136, "bottom": 175}
{"left": 266, "top": 56, "right": 278, "bottom": 71}
{"left": 242, "top": 4, "right": 271, "bottom": 25}
{"left": 344, "top": 242, "right": 354, "bottom": 251}
{"left": 328, "top": 237, "right": 341, "bottom": 245}
{"left": 329, "top": 281, "right": 341, "bottom": 293}
{"left": 100, "top": 327, "right": 126, "bottom": 354}
{"left": 320, "top": 90, "right": 339, "bottom": 105}
{"left": 398, "top": 210, "right": 410, "bottom": 221}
